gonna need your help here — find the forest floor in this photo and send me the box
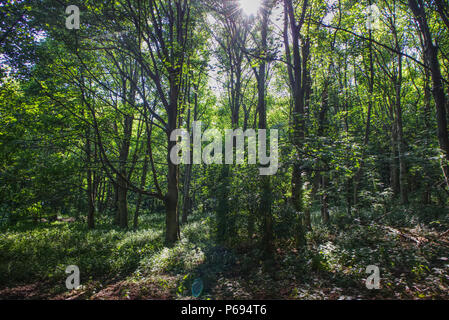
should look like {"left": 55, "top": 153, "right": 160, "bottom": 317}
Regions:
{"left": 1, "top": 206, "right": 449, "bottom": 300}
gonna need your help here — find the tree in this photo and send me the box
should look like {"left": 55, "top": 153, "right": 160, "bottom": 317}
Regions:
{"left": 408, "top": 0, "right": 449, "bottom": 190}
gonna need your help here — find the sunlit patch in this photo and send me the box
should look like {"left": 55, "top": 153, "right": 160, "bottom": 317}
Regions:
{"left": 239, "top": 0, "right": 263, "bottom": 16}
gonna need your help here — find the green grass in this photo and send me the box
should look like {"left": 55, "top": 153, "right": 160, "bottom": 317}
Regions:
{"left": 0, "top": 210, "right": 230, "bottom": 298}
{"left": 0, "top": 213, "right": 173, "bottom": 288}
{"left": 1, "top": 206, "right": 448, "bottom": 299}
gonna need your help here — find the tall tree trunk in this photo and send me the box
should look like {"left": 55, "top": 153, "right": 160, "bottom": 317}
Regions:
{"left": 255, "top": 0, "right": 274, "bottom": 259}
{"left": 354, "top": 6, "right": 374, "bottom": 206}
{"left": 165, "top": 146, "right": 179, "bottom": 246}
{"left": 284, "top": 0, "right": 308, "bottom": 247}
{"left": 165, "top": 80, "right": 181, "bottom": 247}
{"left": 396, "top": 55, "right": 408, "bottom": 204}
{"left": 318, "top": 77, "right": 330, "bottom": 224}
{"left": 134, "top": 108, "right": 154, "bottom": 230}
{"left": 117, "top": 113, "right": 133, "bottom": 229}
{"left": 409, "top": 0, "right": 449, "bottom": 189}
{"left": 86, "top": 125, "right": 95, "bottom": 229}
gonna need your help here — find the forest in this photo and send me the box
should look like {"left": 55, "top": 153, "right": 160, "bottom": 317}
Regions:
{"left": 1, "top": 0, "right": 449, "bottom": 300}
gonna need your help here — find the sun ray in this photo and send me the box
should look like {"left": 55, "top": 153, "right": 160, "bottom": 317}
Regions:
{"left": 239, "top": 0, "right": 263, "bottom": 17}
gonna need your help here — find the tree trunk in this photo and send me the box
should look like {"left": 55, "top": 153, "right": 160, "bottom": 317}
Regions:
{"left": 284, "top": 0, "right": 308, "bottom": 248}
{"left": 393, "top": 16, "right": 408, "bottom": 204}
{"left": 165, "top": 81, "right": 181, "bottom": 247}
{"left": 354, "top": 13, "right": 374, "bottom": 206}
{"left": 86, "top": 126, "right": 95, "bottom": 229}
{"left": 117, "top": 113, "right": 133, "bottom": 229}
{"left": 258, "top": 1, "right": 274, "bottom": 260}
{"left": 409, "top": 0, "right": 449, "bottom": 189}
{"left": 165, "top": 155, "right": 179, "bottom": 246}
